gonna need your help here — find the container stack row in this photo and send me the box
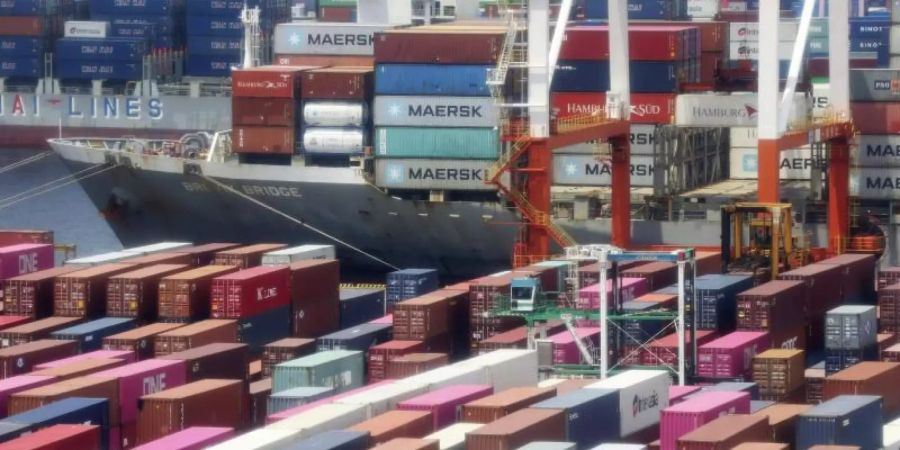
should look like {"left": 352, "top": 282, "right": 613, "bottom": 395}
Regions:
{"left": 0, "top": 0, "right": 81, "bottom": 79}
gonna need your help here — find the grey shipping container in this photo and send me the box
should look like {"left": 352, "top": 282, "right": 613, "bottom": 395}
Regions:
{"left": 273, "top": 23, "right": 391, "bottom": 55}
{"left": 552, "top": 153, "right": 656, "bottom": 187}
{"left": 340, "top": 288, "right": 386, "bottom": 329}
{"left": 374, "top": 159, "right": 504, "bottom": 191}
{"left": 374, "top": 96, "right": 500, "bottom": 128}
{"left": 267, "top": 386, "right": 335, "bottom": 415}
{"left": 283, "top": 430, "right": 370, "bottom": 450}
{"left": 850, "top": 69, "right": 900, "bottom": 102}
{"left": 50, "top": 317, "right": 136, "bottom": 353}
{"left": 272, "top": 349, "right": 365, "bottom": 393}
{"left": 531, "top": 388, "right": 620, "bottom": 448}
{"left": 317, "top": 323, "right": 393, "bottom": 352}
{"left": 825, "top": 306, "right": 877, "bottom": 350}
{"left": 796, "top": 395, "right": 882, "bottom": 450}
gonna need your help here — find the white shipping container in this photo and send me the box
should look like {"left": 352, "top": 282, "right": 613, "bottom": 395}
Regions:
{"left": 812, "top": 82, "right": 831, "bottom": 118}
{"left": 262, "top": 245, "right": 336, "bottom": 265}
{"left": 850, "top": 168, "right": 900, "bottom": 199}
{"left": 891, "top": 25, "right": 900, "bottom": 54}
{"left": 374, "top": 159, "right": 504, "bottom": 191}
{"left": 266, "top": 403, "right": 368, "bottom": 437}
{"left": 64, "top": 21, "right": 109, "bottom": 38}
{"left": 729, "top": 127, "right": 757, "bottom": 148}
{"left": 553, "top": 153, "right": 655, "bottom": 187}
{"left": 728, "top": 21, "right": 801, "bottom": 42}
{"left": 885, "top": 425, "right": 900, "bottom": 450}
{"left": 65, "top": 250, "right": 142, "bottom": 266}
{"left": 334, "top": 381, "right": 429, "bottom": 418}
{"left": 591, "top": 445, "right": 648, "bottom": 450}
{"left": 397, "top": 365, "right": 489, "bottom": 391}
{"left": 585, "top": 370, "right": 671, "bottom": 437}
{"left": 687, "top": 0, "right": 719, "bottom": 18}
{"left": 303, "top": 102, "right": 366, "bottom": 127}
{"left": 456, "top": 349, "right": 538, "bottom": 391}
{"left": 629, "top": 124, "right": 658, "bottom": 155}
{"left": 729, "top": 147, "right": 822, "bottom": 180}
{"left": 303, "top": 128, "right": 366, "bottom": 155}
{"left": 274, "top": 23, "right": 393, "bottom": 55}
{"left": 537, "top": 378, "right": 569, "bottom": 389}
{"left": 729, "top": 41, "right": 795, "bottom": 61}
{"left": 373, "top": 96, "right": 500, "bottom": 128}
{"left": 854, "top": 135, "right": 900, "bottom": 167}
{"left": 206, "top": 429, "right": 301, "bottom": 450}
{"left": 676, "top": 93, "right": 810, "bottom": 128}
{"left": 122, "top": 242, "right": 192, "bottom": 254}
{"left": 426, "top": 422, "right": 484, "bottom": 450}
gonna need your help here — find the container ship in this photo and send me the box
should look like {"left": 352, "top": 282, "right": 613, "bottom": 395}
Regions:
{"left": 5, "top": 0, "right": 900, "bottom": 279}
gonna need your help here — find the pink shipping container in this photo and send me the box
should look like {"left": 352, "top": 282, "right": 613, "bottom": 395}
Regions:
{"left": 132, "top": 426, "right": 234, "bottom": 450}
{"left": 660, "top": 391, "right": 751, "bottom": 450}
{"left": 397, "top": 385, "right": 494, "bottom": 430}
{"left": 697, "top": 331, "right": 769, "bottom": 379}
{"left": 0, "top": 375, "right": 55, "bottom": 416}
{"left": 548, "top": 328, "right": 600, "bottom": 364}
{"left": 33, "top": 350, "right": 136, "bottom": 370}
{"left": 88, "top": 359, "right": 188, "bottom": 425}
{"left": 670, "top": 385, "right": 703, "bottom": 405}
{"left": 266, "top": 380, "right": 395, "bottom": 424}
{"left": 0, "top": 317, "right": 30, "bottom": 332}
{"left": 577, "top": 278, "right": 649, "bottom": 310}
{"left": 0, "top": 244, "right": 53, "bottom": 280}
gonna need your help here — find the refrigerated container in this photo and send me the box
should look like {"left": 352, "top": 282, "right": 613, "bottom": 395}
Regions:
{"left": 585, "top": 370, "right": 671, "bottom": 436}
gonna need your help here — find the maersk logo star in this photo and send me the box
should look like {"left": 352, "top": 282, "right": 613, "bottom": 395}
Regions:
{"left": 289, "top": 33, "right": 302, "bottom": 46}
{"left": 564, "top": 161, "right": 578, "bottom": 176}
{"left": 387, "top": 165, "right": 404, "bottom": 182}
{"left": 388, "top": 103, "right": 403, "bottom": 117}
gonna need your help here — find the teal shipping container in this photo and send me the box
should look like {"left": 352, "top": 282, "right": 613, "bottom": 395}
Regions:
{"left": 271, "top": 350, "right": 365, "bottom": 394}
{"left": 375, "top": 127, "right": 499, "bottom": 159}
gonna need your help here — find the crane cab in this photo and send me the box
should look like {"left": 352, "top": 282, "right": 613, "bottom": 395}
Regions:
{"left": 511, "top": 278, "right": 541, "bottom": 312}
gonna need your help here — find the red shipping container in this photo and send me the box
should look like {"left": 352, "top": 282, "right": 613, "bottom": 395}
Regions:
{"left": 103, "top": 323, "right": 185, "bottom": 361}
{"left": 289, "top": 260, "right": 340, "bottom": 338}
{"left": 158, "top": 265, "right": 239, "bottom": 321}
{"left": 318, "top": 6, "right": 355, "bottom": 22}
{"left": 478, "top": 322, "right": 566, "bottom": 352}
{"left": 107, "top": 264, "right": 190, "bottom": 320}
{"left": 54, "top": 263, "right": 138, "bottom": 318}
{"left": 823, "top": 361, "right": 900, "bottom": 416}
{"left": 153, "top": 320, "right": 237, "bottom": 357}
{"left": 815, "top": 254, "right": 876, "bottom": 303}
{"left": 368, "top": 340, "right": 425, "bottom": 382}
{"left": 644, "top": 330, "right": 718, "bottom": 367}
{"left": 777, "top": 264, "right": 844, "bottom": 317}
{"left": 232, "top": 126, "right": 295, "bottom": 155}
{"left": 470, "top": 317, "right": 525, "bottom": 352}
{"left": 561, "top": 25, "right": 696, "bottom": 61}
{"left": 700, "top": 53, "right": 723, "bottom": 84}
{"left": 0, "top": 317, "right": 82, "bottom": 347}
{"left": 623, "top": 262, "right": 678, "bottom": 291}
{"left": 0, "top": 230, "right": 53, "bottom": 247}
{"left": 374, "top": 29, "right": 505, "bottom": 64}
{"left": 0, "top": 244, "right": 53, "bottom": 280}
{"left": 393, "top": 289, "right": 468, "bottom": 341}
{"left": 851, "top": 102, "right": 900, "bottom": 134}
{"left": 275, "top": 54, "right": 375, "bottom": 67}
{"left": 89, "top": 359, "right": 188, "bottom": 425}
{"left": 301, "top": 67, "right": 373, "bottom": 100}
{"left": 676, "top": 414, "right": 771, "bottom": 450}
{"left": 660, "top": 392, "right": 752, "bottom": 450}
{"left": 231, "top": 66, "right": 314, "bottom": 99}
{"left": 0, "top": 17, "right": 43, "bottom": 37}
{"left": 232, "top": 98, "right": 296, "bottom": 127}
{"left": 33, "top": 349, "right": 135, "bottom": 370}
{"left": 386, "top": 353, "right": 448, "bottom": 379}
{"left": 634, "top": 20, "right": 727, "bottom": 52}
{"left": 210, "top": 266, "right": 290, "bottom": 319}
{"left": 0, "top": 316, "right": 30, "bottom": 332}
{"left": 136, "top": 379, "right": 243, "bottom": 445}
{"left": 697, "top": 332, "right": 769, "bottom": 379}
{"left": 736, "top": 280, "right": 807, "bottom": 350}
{"left": 398, "top": 385, "right": 494, "bottom": 430}
{"left": 808, "top": 56, "right": 879, "bottom": 78}
{"left": 0, "top": 424, "right": 101, "bottom": 450}
{"left": 551, "top": 92, "right": 676, "bottom": 124}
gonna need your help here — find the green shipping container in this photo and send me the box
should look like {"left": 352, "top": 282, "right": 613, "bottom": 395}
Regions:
{"left": 272, "top": 350, "right": 365, "bottom": 393}
{"left": 375, "top": 127, "right": 499, "bottom": 160}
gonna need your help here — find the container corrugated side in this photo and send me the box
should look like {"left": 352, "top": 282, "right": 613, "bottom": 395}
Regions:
{"left": 267, "top": 403, "right": 369, "bottom": 440}
{"left": 453, "top": 349, "right": 539, "bottom": 392}
{"left": 205, "top": 428, "right": 301, "bottom": 450}
{"left": 274, "top": 23, "right": 392, "bottom": 55}
{"left": 131, "top": 426, "right": 234, "bottom": 450}
{"left": 660, "top": 392, "right": 751, "bottom": 450}
{"left": 585, "top": 370, "right": 671, "bottom": 436}
{"left": 375, "top": 127, "right": 499, "bottom": 160}
{"left": 375, "top": 64, "right": 491, "bottom": 97}
{"left": 465, "top": 408, "right": 566, "bottom": 450}
{"left": 532, "top": 388, "right": 620, "bottom": 448}
{"left": 374, "top": 159, "right": 500, "bottom": 191}
{"left": 272, "top": 350, "right": 364, "bottom": 393}
{"left": 279, "top": 430, "right": 370, "bottom": 450}
{"left": 335, "top": 380, "right": 429, "bottom": 419}
{"left": 374, "top": 96, "right": 499, "bottom": 128}
{"left": 425, "top": 422, "right": 483, "bottom": 450}
{"left": 796, "top": 395, "right": 882, "bottom": 450}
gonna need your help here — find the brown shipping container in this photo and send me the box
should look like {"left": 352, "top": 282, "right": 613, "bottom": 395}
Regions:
{"left": 469, "top": 276, "right": 514, "bottom": 318}
{"left": 289, "top": 260, "right": 340, "bottom": 338}
{"left": 752, "top": 349, "right": 805, "bottom": 401}
{"left": 470, "top": 317, "right": 526, "bottom": 352}
{"left": 171, "top": 243, "right": 241, "bottom": 266}
{"left": 823, "top": 361, "right": 900, "bottom": 416}
{"left": 737, "top": 281, "right": 808, "bottom": 350}
{"left": 0, "top": 17, "right": 43, "bottom": 36}
{"left": 158, "top": 265, "right": 239, "bottom": 321}
{"left": 102, "top": 322, "right": 184, "bottom": 360}
{"left": 249, "top": 359, "right": 262, "bottom": 382}
{"left": 806, "top": 364, "right": 826, "bottom": 404}
{"left": 275, "top": 54, "right": 375, "bottom": 67}
{"left": 0, "top": 230, "right": 53, "bottom": 246}
{"left": 136, "top": 379, "right": 244, "bottom": 444}
{"left": 54, "top": 264, "right": 138, "bottom": 317}
{"left": 393, "top": 290, "right": 468, "bottom": 341}
{"left": 777, "top": 264, "right": 843, "bottom": 317}
{"left": 9, "top": 376, "right": 120, "bottom": 423}
{"left": 232, "top": 126, "right": 295, "bottom": 155}
{"left": 622, "top": 262, "right": 677, "bottom": 291}
{"left": 318, "top": 6, "right": 354, "bottom": 21}
{"left": 544, "top": 379, "right": 597, "bottom": 396}
{"left": 879, "top": 268, "right": 900, "bottom": 290}
{"left": 154, "top": 320, "right": 238, "bottom": 357}
{"left": 368, "top": 340, "right": 425, "bottom": 382}
{"left": 752, "top": 404, "right": 811, "bottom": 444}
{"left": 677, "top": 414, "right": 771, "bottom": 450}
{"left": 372, "top": 438, "right": 440, "bottom": 450}
{"left": 213, "top": 244, "right": 287, "bottom": 269}
{"left": 879, "top": 333, "right": 897, "bottom": 358}
{"left": 159, "top": 343, "right": 250, "bottom": 382}
{"left": 374, "top": 28, "right": 504, "bottom": 64}
{"left": 262, "top": 338, "right": 316, "bottom": 377}
{"left": 478, "top": 322, "right": 566, "bottom": 352}
{"left": 883, "top": 343, "right": 900, "bottom": 362}
{"left": 879, "top": 285, "right": 900, "bottom": 333}
{"left": 248, "top": 378, "right": 272, "bottom": 428}
{"left": 30, "top": 358, "right": 126, "bottom": 381}
{"left": 231, "top": 66, "right": 314, "bottom": 99}
{"left": 118, "top": 252, "right": 194, "bottom": 267}
{"left": 349, "top": 410, "right": 434, "bottom": 446}
{"left": 0, "top": 339, "right": 78, "bottom": 378}
{"left": 232, "top": 97, "right": 297, "bottom": 127}
{"left": 732, "top": 444, "right": 790, "bottom": 450}
{"left": 302, "top": 67, "right": 373, "bottom": 100}
{"left": 815, "top": 254, "right": 876, "bottom": 303}
{"left": 466, "top": 408, "right": 566, "bottom": 450}
{"left": 3, "top": 266, "right": 87, "bottom": 318}
{"left": 107, "top": 264, "right": 189, "bottom": 320}
{"left": 0, "top": 317, "right": 82, "bottom": 347}
{"left": 386, "top": 353, "right": 448, "bottom": 379}
{"left": 461, "top": 387, "right": 557, "bottom": 424}
{"left": 695, "top": 251, "right": 723, "bottom": 276}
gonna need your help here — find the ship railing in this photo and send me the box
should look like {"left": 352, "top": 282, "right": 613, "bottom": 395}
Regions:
{"left": 552, "top": 111, "right": 614, "bottom": 135}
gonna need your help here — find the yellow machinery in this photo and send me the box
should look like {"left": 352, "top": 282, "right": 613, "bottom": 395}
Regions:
{"left": 721, "top": 203, "right": 808, "bottom": 280}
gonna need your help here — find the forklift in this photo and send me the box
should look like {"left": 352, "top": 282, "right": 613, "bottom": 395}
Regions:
{"left": 720, "top": 202, "right": 809, "bottom": 281}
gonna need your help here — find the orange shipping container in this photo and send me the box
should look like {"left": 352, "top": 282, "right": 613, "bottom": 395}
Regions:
{"left": 153, "top": 320, "right": 237, "bottom": 357}
{"left": 371, "top": 438, "right": 440, "bottom": 450}
{"left": 465, "top": 408, "right": 566, "bottom": 450}
{"left": 9, "top": 376, "right": 120, "bottom": 423}
{"left": 348, "top": 410, "right": 434, "bottom": 446}
{"left": 823, "top": 361, "right": 900, "bottom": 416}
{"left": 136, "top": 379, "right": 244, "bottom": 444}
{"left": 461, "top": 387, "right": 557, "bottom": 424}
{"left": 676, "top": 414, "right": 772, "bottom": 450}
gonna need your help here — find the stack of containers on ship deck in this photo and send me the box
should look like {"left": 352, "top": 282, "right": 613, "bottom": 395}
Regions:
{"left": 850, "top": 67, "right": 900, "bottom": 199}
{"left": 372, "top": 24, "right": 505, "bottom": 194}
{"left": 231, "top": 65, "right": 313, "bottom": 164}
{"left": 0, "top": 0, "right": 79, "bottom": 80}
{"left": 318, "top": 0, "right": 356, "bottom": 22}
{"left": 273, "top": 21, "right": 391, "bottom": 67}
{"left": 300, "top": 66, "right": 373, "bottom": 162}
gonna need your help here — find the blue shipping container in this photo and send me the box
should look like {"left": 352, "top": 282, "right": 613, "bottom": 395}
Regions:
{"left": 825, "top": 344, "right": 879, "bottom": 374}
{"left": 2, "top": 398, "right": 110, "bottom": 449}
{"left": 553, "top": 60, "right": 691, "bottom": 93}
{"left": 0, "top": 0, "right": 44, "bottom": 15}
{"left": 849, "top": 18, "right": 890, "bottom": 38}
{"left": 620, "top": 301, "right": 666, "bottom": 349}
{"left": 184, "top": 54, "right": 239, "bottom": 77}
{"left": 796, "top": 395, "right": 882, "bottom": 450}
{"left": 0, "top": 422, "right": 30, "bottom": 442}
{"left": 532, "top": 388, "right": 620, "bottom": 447}
{"left": 50, "top": 317, "right": 136, "bottom": 353}
{"left": 584, "top": 0, "right": 685, "bottom": 20}
{"left": 339, "top": 288, "right": 385, "bottom": 329}
{"left": 186, "top": 16, "right": 244, "bottom": 37}
{"left": 56, "top": 60, "right": 142, "bottom": 80}
{"left": 0, "top": 37, "right": 44, "bottom": 57}
{"left": 186, "top": 0, "right": 249, "bottom": 16}
{"left": 317, "top": 323, "right": 392, "bottom": 352}
{"left": 237, "top": 305, "right": 291, "bottom": 354}
{"left": 693, "top": 274, "right": 753, "bottom": 331}
{"left": 187, "top": 36, "right": 242, "bottom": 56}
{"left": 88, "top": 0, "right": 174, "bottom": 15}
{"left": 386, "top": 268, "right": 440, "bottom": 306}
{"left": 375, "top": 64, "right": 492, "bottom": 97}
{"left": 0, "top": 58, "right": 41, "bottom": 78}
{"left": 96, "top": 15, "right": 176, "bottom": 35}
{"left": 55, "top": 37, "right": 147, "bottom": 62}
{"left": 285, "top": 430, "right": 370, "bottom": 450}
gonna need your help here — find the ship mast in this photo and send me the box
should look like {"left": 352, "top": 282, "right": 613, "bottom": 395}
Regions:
{"left": 240, "top": 3, "right": 262, "bottom": 69}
